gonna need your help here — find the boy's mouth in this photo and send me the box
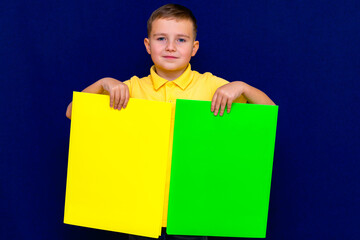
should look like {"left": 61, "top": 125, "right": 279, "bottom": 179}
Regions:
{"left": 163, "top": 56, "right": 178, "bottom": 59}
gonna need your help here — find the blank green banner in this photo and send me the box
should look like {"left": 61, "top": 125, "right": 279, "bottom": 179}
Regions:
{"left": 166, "top": 99, "right": 278, "bottom": 238}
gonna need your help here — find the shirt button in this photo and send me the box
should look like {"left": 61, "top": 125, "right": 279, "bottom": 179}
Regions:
{"left": 167, "top": 82, "right": 174, "bottom": 87}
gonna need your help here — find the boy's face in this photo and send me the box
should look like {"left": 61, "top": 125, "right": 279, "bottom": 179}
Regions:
{"left": 144, "top": 18, "right": 199, "bottom": 75}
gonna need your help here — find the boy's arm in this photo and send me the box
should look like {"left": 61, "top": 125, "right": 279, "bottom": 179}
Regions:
{"left": 65, "top": 77, "right": 129, "bottom": 119}
{"left": 211, "top": 81, "right": 275, "bottom": 116}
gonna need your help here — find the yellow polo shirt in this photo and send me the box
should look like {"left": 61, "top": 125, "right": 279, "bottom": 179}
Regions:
{"left": 123, "top": 64, "right": 246, "bottom": 227}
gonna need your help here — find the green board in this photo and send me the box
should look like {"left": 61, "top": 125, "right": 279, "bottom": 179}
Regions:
{"left": 167, "top": 99, "right": 278, "bottom": 238}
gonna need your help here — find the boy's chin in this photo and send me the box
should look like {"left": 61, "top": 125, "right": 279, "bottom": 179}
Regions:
{"left": 156, "top": 64, "right": 189, "bottom": 72}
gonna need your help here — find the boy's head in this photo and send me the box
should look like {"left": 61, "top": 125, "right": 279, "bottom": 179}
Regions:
{"left": 147, "top": 4, "right": 197, "bottom": 40}
{"left": 144, "top": 4, "right": 199, "bottom": 78}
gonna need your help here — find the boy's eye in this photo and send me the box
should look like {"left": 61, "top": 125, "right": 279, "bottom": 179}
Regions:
{"left": 178, "top": 38, "right": 186, "bottom": 43}
{"left": 157, "top": 37, "right": 165, "bottom": 41}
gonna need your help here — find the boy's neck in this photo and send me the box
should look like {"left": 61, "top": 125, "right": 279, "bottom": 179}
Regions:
{"left": 154, "top": 66, "right": 187, "bottom": 81}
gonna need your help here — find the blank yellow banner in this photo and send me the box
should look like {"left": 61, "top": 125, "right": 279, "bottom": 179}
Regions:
{"left": 64, "top": 92, "right": 172, "bottom": 238}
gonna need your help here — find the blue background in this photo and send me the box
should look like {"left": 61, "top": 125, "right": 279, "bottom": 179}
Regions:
{"left": 1, "top": 0, "right": 359, "bottom": 239}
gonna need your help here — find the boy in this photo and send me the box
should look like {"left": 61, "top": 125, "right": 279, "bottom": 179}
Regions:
{"left": 66, "top": 3, "right": 275, "bottom": 240}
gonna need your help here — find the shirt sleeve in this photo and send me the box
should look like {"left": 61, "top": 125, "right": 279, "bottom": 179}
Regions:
{"left": 123, "top": 76, "right": 140, "bottom": 98}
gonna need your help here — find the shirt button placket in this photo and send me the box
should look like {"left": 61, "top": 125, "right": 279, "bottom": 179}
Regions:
{"left": 167, "top": 82, "right": 174, "bottom": 103}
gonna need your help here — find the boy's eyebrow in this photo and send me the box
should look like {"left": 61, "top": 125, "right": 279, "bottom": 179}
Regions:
{"left": 153, "top": 33, "right": 191, "bottom": 39}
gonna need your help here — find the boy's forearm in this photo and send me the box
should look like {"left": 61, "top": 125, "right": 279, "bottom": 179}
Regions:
{"left": 81, "top": 78, "right": 106, "bottom": 94}
{"left": 242, "top": 82, "right": 275, "bottom": 105}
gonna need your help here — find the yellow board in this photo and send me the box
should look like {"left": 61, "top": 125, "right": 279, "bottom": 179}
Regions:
{"left": 64, "top": 92, "right": 172, "bottom": 238}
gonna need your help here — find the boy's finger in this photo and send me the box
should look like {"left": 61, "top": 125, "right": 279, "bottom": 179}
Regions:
{"left": 214, "top": 95, "right": 223, "bottom": 116}
{"left": 220, "top": 97, "right": 227, "bottom": 116}
{"left": 115, "top": 89, "right": 121, "bottom": 109}
{"left": 124, "top": 88, "right": 129, "bottom": 108}
{"left": 211, "top": 93, "right": 218, "bottom": 112}
{"left": 227, "top": 99, "right": 232, "bottom": 113}
{"left": 114, "top": 90, "right": 119, "bottom": 109}
{"left": 110, "top": 91, "right": 114, "bottom": 108}
{"left": 118, "top": 88, "right": 126, "bottom": 110}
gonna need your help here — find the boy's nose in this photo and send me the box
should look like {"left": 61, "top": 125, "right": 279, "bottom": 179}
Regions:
{"left": 165, "top": 41, "right": 176, "bottom": 52}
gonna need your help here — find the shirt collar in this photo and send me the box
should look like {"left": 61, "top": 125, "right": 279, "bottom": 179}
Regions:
{"left": 150, "top": 64, "right": 193, "bottom": 90}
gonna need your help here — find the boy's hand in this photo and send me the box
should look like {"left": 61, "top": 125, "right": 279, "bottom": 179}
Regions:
{"left": 211, "top": 81, "right": 246, "bottom": 116}
{"left": 101, "top": 78, "right": 129, "bottom": 110}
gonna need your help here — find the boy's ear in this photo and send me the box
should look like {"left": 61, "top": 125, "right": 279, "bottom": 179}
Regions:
{"left": 191, "top": 40, "right": 199, "bottom": 57}
{"left": 144, "top": 38, "right": 151, "bottom": 55}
